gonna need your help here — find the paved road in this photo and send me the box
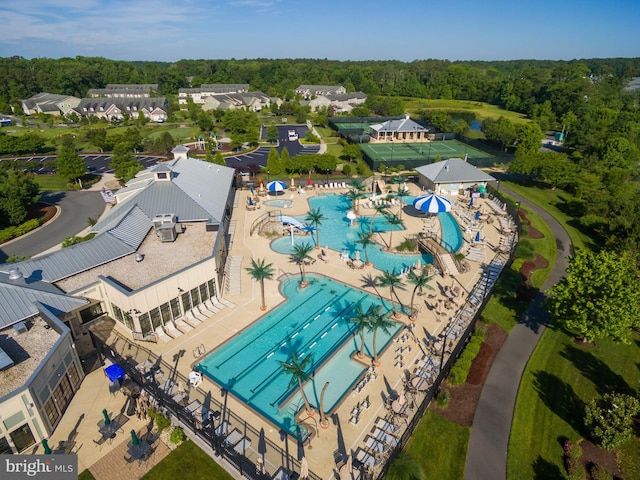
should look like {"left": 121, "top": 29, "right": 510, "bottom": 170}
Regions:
{"left": 464, "top": 185, "right": 573, "bottom": 480}
{"left": 0, "top": 191, "right": 107, "bottom": 262}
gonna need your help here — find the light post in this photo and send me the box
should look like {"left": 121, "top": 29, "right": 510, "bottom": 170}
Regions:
{"left": 267, "top": 170, "right": 270, "bottom": 182}
{"left": 496, "top": 180, "right": 501, "bottom": 193}
{"left": 326, "top": 168, "right": 329, "bottom": 184}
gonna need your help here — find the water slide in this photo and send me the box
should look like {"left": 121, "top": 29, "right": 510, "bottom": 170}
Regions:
{"left": 277, "top": 215, "right": 305, "bottom": 229}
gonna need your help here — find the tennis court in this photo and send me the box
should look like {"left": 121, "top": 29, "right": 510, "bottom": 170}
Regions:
{"left": 361, "top": 140, "right": 492, "bottom": 162}
{"left": 333, "top": 122, "right": 371, "bottom": 135}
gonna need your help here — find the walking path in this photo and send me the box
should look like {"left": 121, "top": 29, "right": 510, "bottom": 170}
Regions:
{"left": 464, "top": 186, "right": 573, "bottom": 480}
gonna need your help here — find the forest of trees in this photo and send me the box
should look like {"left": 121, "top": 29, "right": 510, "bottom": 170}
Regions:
{"left": 1, "top": 55, "right": 640, "bottom": 253}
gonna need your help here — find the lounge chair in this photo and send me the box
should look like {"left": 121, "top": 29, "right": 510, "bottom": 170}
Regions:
{"left": 365, "top": 435, "right": 387, "bottom": 454}
{"left": 164, "top": 322, "right": 183, "bottom": 338}
{"left": 203, "top": 299, "right": 223, "bottom": 313}
{"left": 196, "top": 304, "right": 213, "bottom": 319}
{"left": 184, "top": 311, "right": 202, "bottom": 327}
{"left": 219, "top": 298, "right": 236, "bottom": 308}
{"left": 175, "top": 318, "right": 193, "bottom": 333}
{"left": 223, "top": 428, "right": 242, "bottom": 448}
{"left": 215, "top": 421, "right": 230, "bottom": 437}
{"left": 233, "top": 437, "right": 251, "bottom": 455}
{"left": 190, "top": 308, "right": 208, "bottom": 322}
{"left": 155, "top": 326, "right": 172, "bottom": 343}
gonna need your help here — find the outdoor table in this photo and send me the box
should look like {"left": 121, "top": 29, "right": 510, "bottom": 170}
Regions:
{"left": 127, "top": 439, "right": 151, "bottom": 460}
{"left": 391, "top": 400, "right": 408, "bottom": 414}
{"left": 98, "top": 419, "right": 121, "bottom": 439}
{"left": 411, "top": 376, "right": 430, "bottom": 392}
{"left": 339, "top": 463, "right": 362, "bottom": 480}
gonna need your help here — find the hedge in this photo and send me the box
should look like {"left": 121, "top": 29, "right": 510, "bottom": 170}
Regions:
{"left": 0, "top": 219, "right": 41, "bottom": 244}
{"left": 448, "top": 328, "right": 486, "bottom": 385}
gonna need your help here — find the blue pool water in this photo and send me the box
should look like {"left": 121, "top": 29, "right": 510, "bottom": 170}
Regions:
{"left": 271, "top": 194, "right": 433, "bottom": 273}
{"left": 439, "top": 212, "right": 463, "bottom": 253}
{"left": 196, "top": 274, "right": 402, "bottom": 439}
{"left": 263, "top": 199, "right": 293, "bottom": 208}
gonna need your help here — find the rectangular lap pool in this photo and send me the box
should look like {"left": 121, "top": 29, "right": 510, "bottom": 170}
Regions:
{"left": 196, "top": 274, "right": 402, "bottom": 440}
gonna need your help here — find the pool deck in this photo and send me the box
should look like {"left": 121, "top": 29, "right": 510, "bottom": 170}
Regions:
{"left": 49, "top": 183, "right": 515, "bottom": 479}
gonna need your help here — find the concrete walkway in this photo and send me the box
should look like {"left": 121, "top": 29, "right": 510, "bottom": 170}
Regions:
{"left": 464, "top": 185, "right": 573, "bottom": 480}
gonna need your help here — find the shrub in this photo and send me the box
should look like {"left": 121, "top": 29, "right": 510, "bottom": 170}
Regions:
{"left": 342, "top": 164, "right": 352, "bottom": 175}
{"left": 448, "top": 327, "right": 486, "bottom": 386}
{"left": 435, "top": 389, "right": 450, "bottom": 408}
{"left": 0, "top": 219, "right": 41, "bottom": 243}
{"left": 170, "top": 427, "right": 185, "bottom": 444}
{"left": 396, "top": 238, "right": 417, "bottom": 252}
{"left": 148, "top": 406, "right": 171, "bottom": 432}
{"left": 590, "top": 465, "right": 613, "bottom": 480}
{"left": 584, "top": 393, "right": 640, "bottom": 450}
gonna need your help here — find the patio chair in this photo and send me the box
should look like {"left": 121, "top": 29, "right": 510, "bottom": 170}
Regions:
{"left": 175, "top": 318, "right": 193, "bottom": 333}
{"left": 164, "top": 322, "right": 183, "bottom": 338}
{"left": 184, "top": 311, "right": 202, "bottom": 327}
{"left": 219, "top": 298, "right": 236, "bottom": 308}
{"left": 202, "top": 299, "right": 222, "bottom": 314}
{"left": 155, "top": 326, "right": 172, "bottom": 343}
{"left": 191, "top": 308, "right": 209, "bottom": 322}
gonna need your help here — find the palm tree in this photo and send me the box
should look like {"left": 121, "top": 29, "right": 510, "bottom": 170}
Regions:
{"left": 357, "top": 231, "right": 376, "bottom": 266}
{"left": 377, "top": 270, "right": 405, "bottom": 318}
{"left": 369, "top": 202, "right": 388, "bottom": 234}
{"left": 348, "top": 303, "right": 375, "bottom": 358}
{"left": 367, "top": 306, "right": 395, "bottom": 366}
{"left": 245, "top": 258, "right": 274, "bottom": 311}
{"left": 406, "top": 267, "right": 434, "bottom": 321}
{"left": 386, "top": 451, "right": 426, "bottom": 480}
{"left": 396, "top": 186, "right": 410, "bottom": 219}
{"left": 281, "top": 349, "right": 314, "bottom": 417}
{"left": 304, "top": 208, "right": 325, "bottom": 249}
{"left": 345, "top": 188, "right": 365, "bottom": 214}
{"left": 383, "top": 212, "right": 404, "bottom": 251}
{"left": 289, "top": 242, "right": 314, "bottom": 287}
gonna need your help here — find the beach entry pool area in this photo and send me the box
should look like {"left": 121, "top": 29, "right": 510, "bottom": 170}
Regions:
{"left": 439, "top": 212, "right": 463, "bottom": 253}
{"left": 264, "top": 199, "right": 293, "bottom": 208}
{"left": 271, "top": 194, "right": 433, "bottom": 273}
{"left": 196, "top": 274, "right": 402, "bottom": 440}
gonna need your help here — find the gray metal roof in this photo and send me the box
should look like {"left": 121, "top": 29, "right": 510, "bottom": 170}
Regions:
{"left": 370, "top": 115, "right": 428, "bottom": 133}
{"left": 0, "top": 274, "right": 87, "bottom": 329}
{"left": 415, "top": 158, "right": 496, "bottom": 184}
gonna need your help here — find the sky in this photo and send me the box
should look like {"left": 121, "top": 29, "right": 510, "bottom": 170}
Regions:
{"left": 0, "top": 0, "right": 639, "bottom": 63}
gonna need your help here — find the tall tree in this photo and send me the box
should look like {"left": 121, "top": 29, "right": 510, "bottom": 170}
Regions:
{"left": 266, "top": 125, "right": 279, "bottom": 144}
{"left": 304, "top": 208, "right": 325, "bottom": 249}
{"left": 0, "top": 170, "right": 40, "bottom": 227}
{"left": 357, "top": 231, "right": 376, "bottom": 266}
{"left": 245, "top": 257, "right": 274, "bottom": 311}
{"left": 110, "top": 143, "right": 143, "bottom": 183}
{"left": 548, "top": 250, "right": 640, "bottom": 343}
{"left": 383, "top": 212, "right": 404, "bottom": 251}
{"left": 56, "top": 146, "right": 86, "bottom": 186}
{"left": 348, "top": 303, "right": 374, "bottom": 359}
{"left": 377, "top": 270, "right": 405, "bottom": 318}
{"left": 406, "top": 268, "right": 434, "bottom": 320}
{"left": 386, "top": 451, "right": 426, "bottom": 480}
{"left": 289, "top": 242, "right": 314, "bottom": 287}
{"left": 367, "top": 306, "right": 395, "bottom": 365}
{"left": 281, "top": 349, "right": 314, "bottom": 417}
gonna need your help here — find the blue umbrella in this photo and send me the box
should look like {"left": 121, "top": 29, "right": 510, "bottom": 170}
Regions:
{"left": 412, "top": 194, "right": 452, "bottom": 213}
{"left": 475, "top": 210, "right": 480, "bottom": 221}
{"left": 250, "top": 186, "right": 255, "bottom": 196}
{"left": 474, "top": 231, "right": 482, "bottom": 243}
{"left": 266, "top": 180, "right": 287, "bottom": 193}
{"left": 469, "top": 197, "right": 474, "bottom": 207}
{"left": 248, "top": 197, "right": 254, "bottom": 206}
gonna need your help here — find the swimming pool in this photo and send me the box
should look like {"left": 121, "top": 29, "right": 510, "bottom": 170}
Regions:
{"left": 271, "top": 194, "right": 433, "bottom": 273}
{"left": 263, "top": 199, "right": 293, "bottom": 208}
{"left": 439, "top": 212, "right": 463, "bottom": 253}
{"left": 196, "top": 274, "right": 402, "bottom": 439}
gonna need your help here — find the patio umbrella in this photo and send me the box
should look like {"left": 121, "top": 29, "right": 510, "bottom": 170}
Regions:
{"left": 250, "top": 186, "right": 255, "bottom": 196}
{"left": 41, "top": 439, "right": 52, "bottom": 455}
{"left": 259, "top": 180, "right": 264, "bottom": 191}
{"left": 299, "top": 456, "right": 309, "bottom": 480}
{"left": 474, "top": 230, "right": 482, "bottom": 243}
{"left": 266, "top": 180, "right": 287, "bottom": 193}
{"left": 291, "top": 178, "right": 295, "bottom": 189}
{"left": 248, "top": 197, "right": 254, "bottom": 206}
{"left": 307, "top": 176, "right": 312, "bottom": 186}
{"left": 469, "top": 196, "right": 474, "bottom": 207}
{"left": 102, "top": 408, "right": 111, "bottom": 426}
{"left": 475, "top": 210, "right": 480, "bottom": 221}
{"left": 398, "top": 389, "right": 406, "bottom": 406}
{"left": 412, "top": 194, "right": 451, "bottom": 213}
{"left": 131, "top": 429, "right": 140, "bottom": 447}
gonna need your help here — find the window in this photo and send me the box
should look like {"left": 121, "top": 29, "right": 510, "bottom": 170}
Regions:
{"left": 160, "top": 302, "right": 172, "bottom": 325}
{"left": 149, "top": 308, "right": 162, "bottom": 329}
{"left": 68, "top": 363, "right": 81, "bottom": 388}
{"left": 10, "top": 424, "right": 35, "bottom": 452}
{"left": 199, "top": 284, "right": 209, "bottom": 302}
{"left": 207, "top": 279, "right": 217, "bottom": 299}
{"left": 170, "top": 298, "right": 181, "bottom": 320}
{"left": 139, "top": 313, "right": 152, "bottom": 335}
{"left": 181, "top": 292, "right": 192, "bottom": 312}
{"left": 190, "top": 287, "right": 201, "bottom": 307}
{"left": 0, "top": 437, "right": 12, "bottom": 454}
{"left": 44, "top": 397, "right": 60, "bottom": 427}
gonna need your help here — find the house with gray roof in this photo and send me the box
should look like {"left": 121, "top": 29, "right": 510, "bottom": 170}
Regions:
{"left": 20, "top": 93, "right": 81, "bottom": 117}
{"left": 0, "top": 270, "right": 86, "bottom": 453}
{"left": 0, "top": 146, "right": 235, "bottom": 341}
{"left": 370, "top": 114, "right": 431, "bottom": 144}
{"left": 87, "top": 84, "right": 159, "bottom": 98}
{"left": 74, "top": 97, "right": 168, "bottom": 123}
{"left": 306, "top": 92, "right": 367, "bottom": 113}
{"left": 294, "top": 85, "right": 346, "bottom": 98}
{"left": 415, "top": 158, "right": 495, "bottom": 195}
{"left": 178, "top": 84, "right": 250, "bottom": 105}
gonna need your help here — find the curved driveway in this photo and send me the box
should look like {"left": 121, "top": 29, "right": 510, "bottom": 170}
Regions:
{"left": 464, "top": 185, "right": 573, "bottom": 480}
{"left": 0, "top": 191, "right": 106, "bottom": 262}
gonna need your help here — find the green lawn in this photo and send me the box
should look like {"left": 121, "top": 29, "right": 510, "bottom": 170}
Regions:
{"left": 33, "top": 174, "right": 69, "bottom": 191}
{"left": 142, "top": 441, "right": 235, "bottom": 480}
{"left": 507, "top": 327, "right": 640, "bottom": 480}
{"left": 501, "top": 181, "right": 595, "bottom": 252}
{"left": 406, "top": 410, "right": 470, "bottom": 480}
{"left": 403, "top": 99, "right": 530, "bottom": 125}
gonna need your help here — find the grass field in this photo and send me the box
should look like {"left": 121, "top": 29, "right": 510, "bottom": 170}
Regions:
{"left": 406, "top": 410, "right": 470, "bottom": 480}
{"left": 33, "top": 174, "right": 69, "bottom": 191}
{"left": 501, "top": 180, "right": 594, "bottom": 251}
{"left": 403, "top": 98, "right": 530, "bottom": 126}
{"left": 142, "top": 441, "right": 234, "bottom": 480}
{"left": 507, "top": 326, "right": 640, "bottom": 480}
